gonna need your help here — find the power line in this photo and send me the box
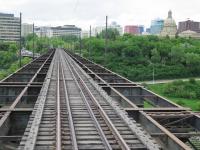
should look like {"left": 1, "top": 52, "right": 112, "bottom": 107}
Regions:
{"left": 19, "top": 12, "right": 22, "bottom": 67}
{"left": 73, "top": 0, "right": 79, "bottom": 13}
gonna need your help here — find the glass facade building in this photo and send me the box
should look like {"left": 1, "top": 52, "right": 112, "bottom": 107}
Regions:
{"left": 150, "top": 19, "right": 164, "bottom": 35}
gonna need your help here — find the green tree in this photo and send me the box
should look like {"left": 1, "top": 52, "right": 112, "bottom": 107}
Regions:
{"left": 98, "top": 28, "right": 120, "bottom": 40}
{"left": 151, "top": 48, "right": 161, "bottom": 63}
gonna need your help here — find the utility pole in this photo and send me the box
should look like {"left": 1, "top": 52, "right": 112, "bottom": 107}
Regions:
{"left": 149, "top": 61, "right": 155, "bottom": 84}
{"left": 79, "top": 35, "right": 82, "bottom": 56}
{"left": 104, "top": 16, "right": 108, "bottom": 64}
{"left": 153, "top": 64, "right": 155, "bottom": 84}
{"left": 19, "top": 12, "right": 22, "bottom": 67}
{"left": 32, "top": 23, "right": 35, "bottom": 60}
{"left": 89, "top": 25, "right": 91, "bottom": 59}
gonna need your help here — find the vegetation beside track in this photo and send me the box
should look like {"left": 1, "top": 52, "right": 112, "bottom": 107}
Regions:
{"left": 147, "top": 79, "right": 200, "bottom": 111}
{"left": 74, "top": 31, "right": 200, "bottom": 81}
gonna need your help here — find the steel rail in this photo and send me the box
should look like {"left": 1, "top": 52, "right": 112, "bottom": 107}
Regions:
{"left": 0, "top": 50, "right": 55, "bottom": 132}
{"left": 61, "top": 51, "right": 113, "bottom": 150}
{"left": 59, "top": 51, "right": 78, "bottom": 150}
{"left": 23, "top": 50, "right": 57, "bottom": 150}
{"left": 62, "top": 50, "right": 130, "bottom": 150}
{"left": 56, "top": 60, "right": 62, "bottom": 150}
{"left": 66, "top": 50, "right": 194, "bottom": 150}
{"left": 65, "top": 51, "right": 138, "bottom": 108}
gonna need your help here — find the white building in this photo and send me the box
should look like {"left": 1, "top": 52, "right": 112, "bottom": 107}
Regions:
{"left": 35, "top": 26, "right": 53, "bottom": 38}
{"left": 81, "top": 30, "right": 90, "bottom": 38}
{"left": 160, "top": 10, "right": 177, "bottom": 37}
{"left": 110, "top": 21, "right": 123, "bottom": 35}
{"left": 94, "top": 21, "right": 123, "bottom": 36}
{"left": 22, "top": 23, "right": 33, "bottom": 37}
{"left": 34, "top": 25, "right": 81, "bottom": 38}
{"left": 52, "top": 25, "right": 81, "bottom": 37}
{"left": 0, "top": 13, "right": 20, "bottom": 42}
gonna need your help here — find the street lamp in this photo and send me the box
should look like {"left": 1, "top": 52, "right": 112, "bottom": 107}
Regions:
{"left": 149, "top": 61, "right": 155, "bottom": 84}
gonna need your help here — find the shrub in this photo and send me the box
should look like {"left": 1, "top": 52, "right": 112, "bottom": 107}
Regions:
{"left": 197, "top": 102, "right": 200, "bottom": 111}
{"left": 189, "top": 78, "right": 196, "bottom": 84}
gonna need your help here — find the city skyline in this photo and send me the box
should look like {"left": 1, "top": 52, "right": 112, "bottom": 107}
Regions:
{"left": 0, "top": 0, "right": 200, "bottom": 30}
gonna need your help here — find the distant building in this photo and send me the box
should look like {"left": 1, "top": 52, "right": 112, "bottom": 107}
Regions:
{"left": 51, "top": 25, "right": 81, "bottom": 37}
{"left": 150, "top": 19, "right": 164, "bottom": 35}
{"left": 0, "top": 13, "right": 20, "bottom": 42}
{"left": 22, "top": 23, "right": 33, "bottom": 37}
{"left": 35, "top": 26, "right": 53, "bottom": 37}
{"left": 146, "top": 28, "right": 151, "bottom": 33}
{"left": 34, "top": 25, "right": 81, "bottom": 38}
{"left": 124, "top": 25, "right": 140, "bottom": 35}
{"left": 142, "top": 32, "right": 150, "bottom": 35}
{"left": 94, "top": 22, "right": 123, "bottom": 36}
{"left": 94, "top": 26, "right": 104, "bottom": 36}
{"left": 178, "top": 20, "right": 200, "bottom": 33}
{"left": 81, "top": 30, "right": 89, "bottom": 38}
{"left": 109, "top": 21, "right": 123, "bottom": 35}
{"left": 138, "top": 25, "right": 144, "bottom": 34}
{"left": 179, "top": 30, "right": 200, "bottom": 39}
{"left": 160, "top": 10, "right": 177, "bottom": 37}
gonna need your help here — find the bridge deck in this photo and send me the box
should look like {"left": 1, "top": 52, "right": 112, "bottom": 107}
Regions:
{"left": 0, "top": 48, "right": 199, "bottom": 150}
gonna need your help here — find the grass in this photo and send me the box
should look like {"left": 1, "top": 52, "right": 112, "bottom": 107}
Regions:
{"left": 147, "top": 83, "right": 200, "bottom": 111}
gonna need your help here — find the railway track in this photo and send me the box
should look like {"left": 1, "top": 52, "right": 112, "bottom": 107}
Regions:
{"left": 18, "top": 49, "right": 159, "bottom": 150}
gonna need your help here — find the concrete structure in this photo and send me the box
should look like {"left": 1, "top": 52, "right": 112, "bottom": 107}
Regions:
{"left": 0, "top": 13, "right": 20, "bottom": 42}
{"left": 179, "top": 30, "right": 200, "bottom": 39}
{"left": 51, "top": 25, "right": 81, "bottom": 37}
{"left": 160, "top": 10, "right": 177, "bottom": 37}
{"left": 150, "top": 19, "right": 164, "bottom": 35}
{"left": 124, "top": 25, "right": 140, "bottom": 35}
{"left": 178, "top": 20, "right": 200, "bottom": 33}
{"left": 22, "top": 23, "right": 33, "bottom": 37}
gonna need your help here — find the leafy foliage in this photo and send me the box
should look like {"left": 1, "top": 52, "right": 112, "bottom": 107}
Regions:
{"left": 148, "top": 82, "right": 200, "bottom": 111}
{"left": 97, "top": 28, "right": 120, "bottom": 40}
{"left": 78, "top": 34, "right": 200, "bottom": 81}
{"left": 164, "top": 79, "right": 200, "bottom": 99}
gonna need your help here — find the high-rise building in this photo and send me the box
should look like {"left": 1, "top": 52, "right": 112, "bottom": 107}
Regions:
{"left": 178, "top": 20, "right": 200, "bottom": 33}
{"left": 124, "top": 25, "right": 140, "bottom": 35}
{"left": 22, "top": 23, "right": 33, "bottom": 37}
{"left": 0, "top": 13, "right": 20, "bottom": 42}
{"left": 160, "top": 10, "right": 177, "bottom": 37}
{"left": 150, "top": 19, "right": 164, "bottom": 35}
{"left": 51, "top": 25, "right": 81, "bottom": 37}
{"left": 94, "top": 22, "right": 123, "bottom": 36}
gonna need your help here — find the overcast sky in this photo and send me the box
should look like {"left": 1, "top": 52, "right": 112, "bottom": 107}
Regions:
{"left": 0, "top": 0, "right": 200, "bottom": 30}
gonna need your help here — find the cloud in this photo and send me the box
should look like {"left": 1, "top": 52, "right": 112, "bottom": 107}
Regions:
{"left": 0, "top": 0, "right": 200, "bottom": 29}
